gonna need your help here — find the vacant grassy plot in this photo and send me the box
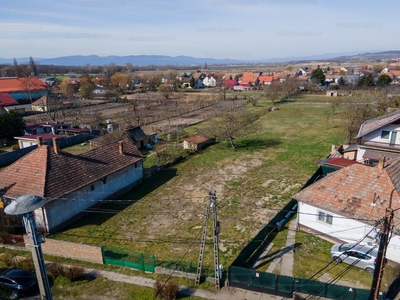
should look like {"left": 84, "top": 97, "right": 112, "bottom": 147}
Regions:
{"left": 51, "top": 99, "right": 346, "bottom": 272}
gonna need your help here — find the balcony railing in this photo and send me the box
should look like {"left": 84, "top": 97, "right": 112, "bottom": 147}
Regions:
{"left": 359, "top": 140, "right": 400, "bottom": 150}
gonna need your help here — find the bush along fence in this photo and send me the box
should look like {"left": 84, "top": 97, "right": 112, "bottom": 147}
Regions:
{"left": 229, "top": 266, "right": 386, "bottom": 300}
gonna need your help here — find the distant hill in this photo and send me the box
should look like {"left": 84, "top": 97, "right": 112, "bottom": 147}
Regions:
{"left": 0, "top": 55, "right": 245, "bottom": 66}
{"left": 1, "top": 51, "right": 399, "bottom": 67}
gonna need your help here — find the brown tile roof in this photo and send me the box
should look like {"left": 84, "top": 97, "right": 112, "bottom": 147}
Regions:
{"left": 31, "top": 95, "right": 61, "bottom": 107}
{"left": 0, "top": 138, "right": 144, "bottom": 200}
{"left": 356, "top": 109, "right": 400, "bottom": 138}
{"left": 0, "top": 93, "right": 19, "bottom": 106}
{"left": 184, "top": 132, "right": 212, "bottom": 144}
{"left": 0, "top": 77, "right": 48, "bottom": 93}
{"left": 293, "top": 161, "right": 400, "bottom": 226}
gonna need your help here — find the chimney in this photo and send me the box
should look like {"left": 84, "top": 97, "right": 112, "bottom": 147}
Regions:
{"left": 378, "top": 156, "right": 386, "bottom": 169}
{"left": 52, "top": 138, "right": 60, "bottom": 155}
{"left": 119, "top": 141, "right": 124, "bottom": 155}
{"left": 37, "top": 136, "right": 43, "bottom": 146}
{"left": 331, "top": 144, "right": 336, "bottom": 154}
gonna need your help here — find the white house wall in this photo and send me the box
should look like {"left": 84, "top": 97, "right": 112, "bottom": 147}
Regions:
{"left": 361, "top": 125, "right": 400, "bottom": 143}
{"left": 298, "top": 202, "right": 400, "bottom": 264}
{"left": 356, "top": 125, "right": 400, "bottom": 161}
{"left": 34, "top": 162, "right": 143, "bottom": 232}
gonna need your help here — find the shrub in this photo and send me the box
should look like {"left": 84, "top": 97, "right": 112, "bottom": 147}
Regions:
{"left": 0, "top": 253, "right": 15, "bottom": 267}
{"left": 11, "top": 144, "right": 20, "bottom": 150}
{"left": 16, "top": 258, "right": 35, "bottom": 272}
{"left": 153, "top": 280, "right": 178, "bottom": 300}
{"left": 66, "top": 266, "right": 85, "bottom": 282}
{"left": 47, "top": 263, "right": 67, "bottom": 279}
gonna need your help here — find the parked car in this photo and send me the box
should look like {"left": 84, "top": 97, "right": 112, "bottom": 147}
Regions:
{"left": 0, "top": 268, "right": 38, "bottom": 298}
{"left": 330, "top": 243, "right": 378, "bottom": 274}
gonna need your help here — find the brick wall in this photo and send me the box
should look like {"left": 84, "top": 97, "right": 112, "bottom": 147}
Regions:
{"left": 24, "top": 237, "right": 103, "bottom": 264}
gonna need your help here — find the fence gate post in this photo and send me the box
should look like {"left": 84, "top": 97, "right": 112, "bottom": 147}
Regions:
{"left": 152, "top": 255, "right": 156, "bottom": 272}
{"left": 140, "top": 253, "right": 145, "bottom": 272}
{"left": 121, "top": 248, "right": 125, "bottom": 267}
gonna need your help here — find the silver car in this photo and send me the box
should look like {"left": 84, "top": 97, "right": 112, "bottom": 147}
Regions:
{"left": 330, "top": 243, "right": 378, "bottom": 274}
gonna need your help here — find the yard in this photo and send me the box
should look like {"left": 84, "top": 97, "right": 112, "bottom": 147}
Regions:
{"left": 51, "top": 98, "right": 347, "bottom": 272}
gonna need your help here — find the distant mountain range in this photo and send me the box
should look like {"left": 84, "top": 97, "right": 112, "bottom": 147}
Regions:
{"left": 1, "top": 51, "right": 399, "bottom": 66}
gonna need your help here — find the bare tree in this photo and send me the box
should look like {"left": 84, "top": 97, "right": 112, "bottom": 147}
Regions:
{"left": 207, "top": 107, "right": 262, "bottom": 149}
{"left": 264, "top": 82, "right": 282, "bottom": 104}
{"left": 341, "top": 98, "right": 377, "bottom": 144}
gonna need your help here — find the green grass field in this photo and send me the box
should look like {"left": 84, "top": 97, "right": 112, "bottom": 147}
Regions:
{"left": 51, "top": 98, "right": 347, "bottom": 273}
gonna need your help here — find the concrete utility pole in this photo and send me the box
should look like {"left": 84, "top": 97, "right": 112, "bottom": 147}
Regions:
{"left": 5, "top": 195, "right": 53, "bottom": 300}
{"left": 195, "top": 190, "right": 221, "bottom": 289}
{"left": 368, "top": 190, "right": 395, "bottom": 300}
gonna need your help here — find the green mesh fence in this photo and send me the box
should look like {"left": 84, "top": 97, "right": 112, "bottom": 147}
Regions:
{"left": 229, "top": 267, "right": 382, "bottom": 300}
{"left": 156, "top": 259, "right": 215, "bottom": 277}
{"left": 102, "top": 247, "right": 155, "bottom": 272}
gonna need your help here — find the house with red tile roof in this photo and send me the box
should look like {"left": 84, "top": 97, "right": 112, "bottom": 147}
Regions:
{"left": 0, "top": 77, "right": 49, "bottom": 102}
{"left": 240, "top": 72, "right": 259, "bottom": 85}
{"left": 0, "top": 138, "right": 144, "bottom": 232}
{"left": 183, "top": 132, "right": 215, "bottom": 151}
{"left": 0, "top": 93, "right": 19, "bottom": 114}
{"left": 293, "top": 158, "right": 400, "bottom": 264}
{"left": 355, "top": 109, "right": 400, "bottom": 164}
{"left": 256, "top": 75, "right": 278, "bottom": 85}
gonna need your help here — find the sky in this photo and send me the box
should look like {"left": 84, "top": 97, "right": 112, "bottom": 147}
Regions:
{"left": 0, "top": 0, "right": 399, "bottom": 61}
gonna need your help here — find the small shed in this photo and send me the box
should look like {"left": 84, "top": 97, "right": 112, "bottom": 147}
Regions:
{"left": 183, "top": 132, "right": 215, "bottom": 151}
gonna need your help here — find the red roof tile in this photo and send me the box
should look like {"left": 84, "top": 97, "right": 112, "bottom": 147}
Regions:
{"left": 293, "top": 161, "right": 400, "bottom": 227}
{"left": 0, "top": 77, "right": 48, "bottom": 93}
{"left": 323, "top": 157, "right": 364, "bottom": 168}
{"left": 0, "top": 138, "right": 144, "bottom": 200}
{"left": 0, "top": 93, "right": 19, "bottom": 106}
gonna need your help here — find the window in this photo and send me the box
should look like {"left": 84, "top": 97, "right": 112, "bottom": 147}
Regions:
{"left": 381, "top": 130, "right": 390, "bottom": 139}
{"left": 91, "top": 184, "right": 94, "bottom": 191}
{"left": 318, "top": 211, "right": 333, "bottom": 225}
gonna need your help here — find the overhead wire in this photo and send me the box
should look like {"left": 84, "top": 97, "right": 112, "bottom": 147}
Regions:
{"left": 281, "top": 219, "right": 384, "bottom": 300}
{"left": 152, "top": 225, "right": 202, "bottom": 300}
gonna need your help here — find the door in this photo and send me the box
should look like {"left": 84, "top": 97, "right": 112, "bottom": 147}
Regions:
{"left": 390, "top": 131, "right": 397, "bottom": 146}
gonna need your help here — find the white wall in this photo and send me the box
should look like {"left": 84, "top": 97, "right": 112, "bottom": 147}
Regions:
{"left": 298, "top": 202, "right": 400, "bottom": 264}
{"left": 34, "top": 162, "right": 143, "bottom": 232}
{"left": 356, "top": 125, "right": 400, "bottom": 161}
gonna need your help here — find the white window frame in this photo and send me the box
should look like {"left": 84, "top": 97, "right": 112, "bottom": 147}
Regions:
{"left": 317, "top": 210, "right": 333, "bottom": 225}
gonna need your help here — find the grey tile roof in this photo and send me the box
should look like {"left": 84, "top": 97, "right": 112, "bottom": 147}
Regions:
{"left": 356, "top": 109, "right": 400, "bottom": 139}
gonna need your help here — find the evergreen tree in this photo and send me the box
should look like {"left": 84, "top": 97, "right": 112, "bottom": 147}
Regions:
{"left": 189, "top": 77, "right": 195, "bottom": 88}
{"left": 377, "top": 74, "right": 392, "bottom": 86}
{"left": 0, "top": 110, "right": 26, "bottom": 140}
{"left": 310, "top": 66, "right": 325, "bottom": 84}
{"left": 338, "top": 76, "right": 346, "bottom": 86}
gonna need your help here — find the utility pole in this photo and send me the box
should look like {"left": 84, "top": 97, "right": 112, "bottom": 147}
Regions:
{"left": 195, "top": 190, "right": 221, "bottom": 289}
{"left": 368, "top": 190, "right": 395, "bottom": 300}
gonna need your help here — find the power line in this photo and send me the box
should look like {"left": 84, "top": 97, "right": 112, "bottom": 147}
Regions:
{"left": 78, "top": 205, "right": 381, "bottom": 223}
{"left": 281, "top": 220, "right": 383, "bottom": 300}
{"left": 152, "top": 225, "right": 202, "bottom": 300}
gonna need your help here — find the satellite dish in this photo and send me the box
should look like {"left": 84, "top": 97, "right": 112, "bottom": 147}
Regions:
{"left": 4, "top": 194, "right": 47, "bottom": 215}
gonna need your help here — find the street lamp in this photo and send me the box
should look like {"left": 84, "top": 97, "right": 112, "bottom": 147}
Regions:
{"left": 4, "top": 194, "right": 53, "bottom": 300}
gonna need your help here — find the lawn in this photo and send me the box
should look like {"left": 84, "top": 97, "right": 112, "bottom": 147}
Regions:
{"left": 50, "top": 98, "right": 346, "bottom": 274}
